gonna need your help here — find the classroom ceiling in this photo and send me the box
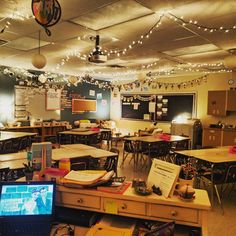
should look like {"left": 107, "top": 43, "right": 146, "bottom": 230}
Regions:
{"left": 0, "top": 0, "right": 236, "bottom": 81}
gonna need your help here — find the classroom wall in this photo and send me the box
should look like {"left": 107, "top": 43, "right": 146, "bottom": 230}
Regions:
{"left": 110, "top": 72, "right": 236, "bottom": 135}
{"left": 0, "top": 66, "right": 110, "bottom": 125}
{"left": 61, "top": 83, "right": 110, "bottom": 125}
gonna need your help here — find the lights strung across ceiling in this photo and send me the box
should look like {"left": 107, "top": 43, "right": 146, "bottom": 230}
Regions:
{"left": 167, "top": 13, "right": 236, "bottom": 33}
{"left": 2, "top": 7, "right": 234, "bottom": 77}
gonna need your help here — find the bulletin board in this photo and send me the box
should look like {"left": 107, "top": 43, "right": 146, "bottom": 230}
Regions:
{"left": 72, "top": 99, "right": 97, "bottom": 113}
{"left": 121, "top": 93, "right": 195, "bottom": 122}
{"left": 121, "top": 94, "right": 156, "bottom": 121}
{"left": 46, "top": 88, "right": 61, "bottom": 110}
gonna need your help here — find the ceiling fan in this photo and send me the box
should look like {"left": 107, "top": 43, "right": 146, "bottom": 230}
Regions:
{"left": 88, "top": 35, "right": 107, "bottom": 63}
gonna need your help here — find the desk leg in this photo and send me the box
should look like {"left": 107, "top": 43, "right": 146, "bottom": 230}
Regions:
{"left": 201, "top": 210, "right": 209, "bottom": 236}
{"left": 210, "top": 164, "right": 214, "bottom": 208}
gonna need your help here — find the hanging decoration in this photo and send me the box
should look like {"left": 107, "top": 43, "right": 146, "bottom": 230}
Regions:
{"left": 32, "top": 0, "right": 61, "bottom": 36}
{"left": 32, "top": 30, "right": 47, "bottom": 69}
{"left": 120, "top": 95, "right": 155, "bottom": 102}
{"left": 114, "top": 74, "right": 209, "bottom": 92}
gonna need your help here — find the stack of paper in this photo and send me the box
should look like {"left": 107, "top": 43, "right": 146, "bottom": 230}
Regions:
{"left": 62, "top": 170, "right": 107, "bottom": 186}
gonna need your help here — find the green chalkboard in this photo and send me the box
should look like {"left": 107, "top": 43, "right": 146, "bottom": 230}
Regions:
{"left": 121, "top": 93, "right": 195, "bottom": 122}
{"left": 121, "top": 94, "right": 156, "bottom": 120}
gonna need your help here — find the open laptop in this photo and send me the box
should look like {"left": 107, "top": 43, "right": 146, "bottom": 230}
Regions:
{"left": 0, "top": 181, "right": 56, "bottom": 236}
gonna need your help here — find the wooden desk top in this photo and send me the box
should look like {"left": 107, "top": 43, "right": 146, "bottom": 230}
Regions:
{"left": 59, "top": 130, "right": 100, "bottom": 135}
{"left": 0, "top": 144, "right": 117, "bottom": 164}
{"left": 52, "top": 148, "right": 117, "bottom": 161}
{"left": 125, "top": 135, "right": 189, "bottom": 143}
{"left": 176, "top": 146, "right": 236, "bottom": 163}
{"left": 0, "top": 131, "right": 37, "bottom": 141}
{"left": 60, "top": 144, "right": 96, "bottom": 150}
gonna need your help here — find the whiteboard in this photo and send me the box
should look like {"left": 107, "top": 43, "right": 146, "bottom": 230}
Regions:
{"left": 46, "top": 89, "right": 61, "bottom": 110}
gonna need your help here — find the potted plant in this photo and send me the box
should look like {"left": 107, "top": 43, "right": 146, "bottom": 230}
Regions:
{"left": 23, "top": 161, "right": 34, "bottom": 181}
{"left": 178, "top": 162, "right": 196, "bottom": 187}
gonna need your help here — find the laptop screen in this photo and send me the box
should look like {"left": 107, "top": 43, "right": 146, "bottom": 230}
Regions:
{"left": 0, "top": 181, "right": 56, "bottom": 217}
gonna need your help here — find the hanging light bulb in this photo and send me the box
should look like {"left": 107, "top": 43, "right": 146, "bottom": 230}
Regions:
{"left": 32, "top": 30, "right": 47, "bottom": 69}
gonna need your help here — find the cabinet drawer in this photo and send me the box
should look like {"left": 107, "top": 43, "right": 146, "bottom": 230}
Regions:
{"left": 103, "top": 198, "right": 146, "bottom": 216}
{"left": 60, "top": 192, "right": 101, "bottom": 209}
{"left": 149, "top": 204, "right": 198, "bottom": 223}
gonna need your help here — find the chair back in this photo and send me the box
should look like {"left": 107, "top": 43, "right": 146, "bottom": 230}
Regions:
{"left": 225, "top": 164, "right": 236, "bottom": 184}
{"left": 101, "top": 130, "right": 112, "bottom": 141}
{"left": 0, "top": 167, "right": 10, "bottom": 182}
{"left": 123, "top": 140, "right": 135, "bottom": 153}
{"left": 2, "top": 140, "right": 13, "bottom": 154}
{"left": 148, "top": 141, "right": 172, "bottom": 158}
{"left": 70, "top": 157, "right": 91, "bottom": 171}
{"left": 104, "top": 149, "right": 119, "bottom": 176}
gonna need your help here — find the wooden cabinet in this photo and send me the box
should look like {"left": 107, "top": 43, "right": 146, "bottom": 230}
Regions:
{"left": 202, "top": 128, "right": 222, "bottom": 147}
{"left": 222, "top": 130, "right": 236, "bottom": 146}
{"left": 207, "top": 90, "right": 236, "bottom": 116}
{"left": 203, "top": 128, "right": 236, "bottom": 147}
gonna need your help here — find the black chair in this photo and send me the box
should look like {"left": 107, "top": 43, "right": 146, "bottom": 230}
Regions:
{"left": 73, "top": 135, "right": 89, "bottom": 145}
{"left": 92, "top": 148, "right": 119, "bottom": 176}
{"left": 104, "top": 148, "right": 119, "bottom": 176}
{"left": 44, "top": 135, "right": 58, "bottom": 144}
{"left": 70, "top": 157, "right": 91, "bottom": 171}
{"left": 11, "top": 138, "right": 21, "bottom": 152}
{"left": 58, "top": 134, "right": 72, "bottom": 144}
{"left": 100, "top": 130, "right": 112, "bottom": 150}
{"left": 90, "top": 132, "right": 102, "bottom": 148}
{"left": 19, "top": 136, "right": 31, "bottom": 151}
{"left": 0, "top": 167, "right": 10, "bottom": 182}
{"left": 2, "top": 140, "right": 13, "bottom": 154}
{"left": 200, "top": 163, "right": 229, "bottom": 213}
{"left": 0, "top": 141, "right": 3, "bottom": 153}
{"left": 120, "top": 138, "right": 136, "bottom": 168}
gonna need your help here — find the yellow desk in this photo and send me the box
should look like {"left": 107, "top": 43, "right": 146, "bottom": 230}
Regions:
{"left": 56, "top": 185, "right": 211, "bottom": 236}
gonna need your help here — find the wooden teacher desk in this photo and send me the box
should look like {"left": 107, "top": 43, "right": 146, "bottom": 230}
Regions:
{"left": 56, "top": 184, "right": 211, "bottom": 236}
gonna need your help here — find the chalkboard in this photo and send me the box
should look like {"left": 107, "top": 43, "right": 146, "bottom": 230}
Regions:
{"left": 121, "top": 94, "right": 195, "bottom": 122}
{"left": 121, "top": 94, "right": 156, "bottom": 120}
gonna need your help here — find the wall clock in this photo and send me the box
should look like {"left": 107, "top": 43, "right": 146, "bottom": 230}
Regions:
{"left": 228, "top": 79, "right": 234, "bottom": 85}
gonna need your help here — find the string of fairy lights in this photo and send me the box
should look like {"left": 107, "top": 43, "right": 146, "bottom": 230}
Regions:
{"left": 1, "top": 8, "right": 235, "bottom": 87}
{"left": 167, "top": 13, "right": 236, "bottom": 33}
{"left": 51, "top": 11, "right": 236, "bottom": 77}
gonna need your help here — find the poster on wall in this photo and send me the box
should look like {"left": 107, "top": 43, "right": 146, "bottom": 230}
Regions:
{"left": 46, "top": 89, "right": 61, "bottom": 110}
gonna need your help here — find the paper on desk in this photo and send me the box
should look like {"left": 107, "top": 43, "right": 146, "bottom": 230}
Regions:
{"left": 64, "top": 170, "right": 106, "bottom": 185}
{"left": 147, "top": 159, "right": 181, "bottom": 198}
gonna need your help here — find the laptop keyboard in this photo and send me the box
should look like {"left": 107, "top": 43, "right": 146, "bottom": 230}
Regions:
{"left": 0, "top": 222, "right": 51, "bottom": 236}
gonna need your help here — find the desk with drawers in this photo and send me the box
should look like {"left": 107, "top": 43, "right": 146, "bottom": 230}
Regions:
{"left": 56, "top": 184, "right": 211, "bottom": 236}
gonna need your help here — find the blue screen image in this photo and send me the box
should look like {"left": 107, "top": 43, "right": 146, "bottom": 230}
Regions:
{"left": 0, "top": 184, "right": 54, "bottom": 216}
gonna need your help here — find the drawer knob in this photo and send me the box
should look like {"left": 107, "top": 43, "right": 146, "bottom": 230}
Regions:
{"left": 171, "top": 210, "right": 177, "bottom": 217}
{"left": 121, "top": 204, "right": 127, "bottom": 210}
{"left": 77, "top": 198, "right": 84, "bottom": 203}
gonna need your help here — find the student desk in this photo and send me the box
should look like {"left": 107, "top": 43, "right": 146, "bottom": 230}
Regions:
{"left": 56, "top": 184, "right": 211, "bottom": 236}
{"left": 58, "top": 130, "right": 100, "bottom": 145}
{"left": 0, "top": 144, "right": 118, "bottom": 168}
{"left": 124, "top": 135, "right": 190, "bottom": 170}
{"left": 0, "top": 131, "right": 37, "bottom": 141}
{"left": 175, "top": 146, "right": 236, "bottom": 206}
